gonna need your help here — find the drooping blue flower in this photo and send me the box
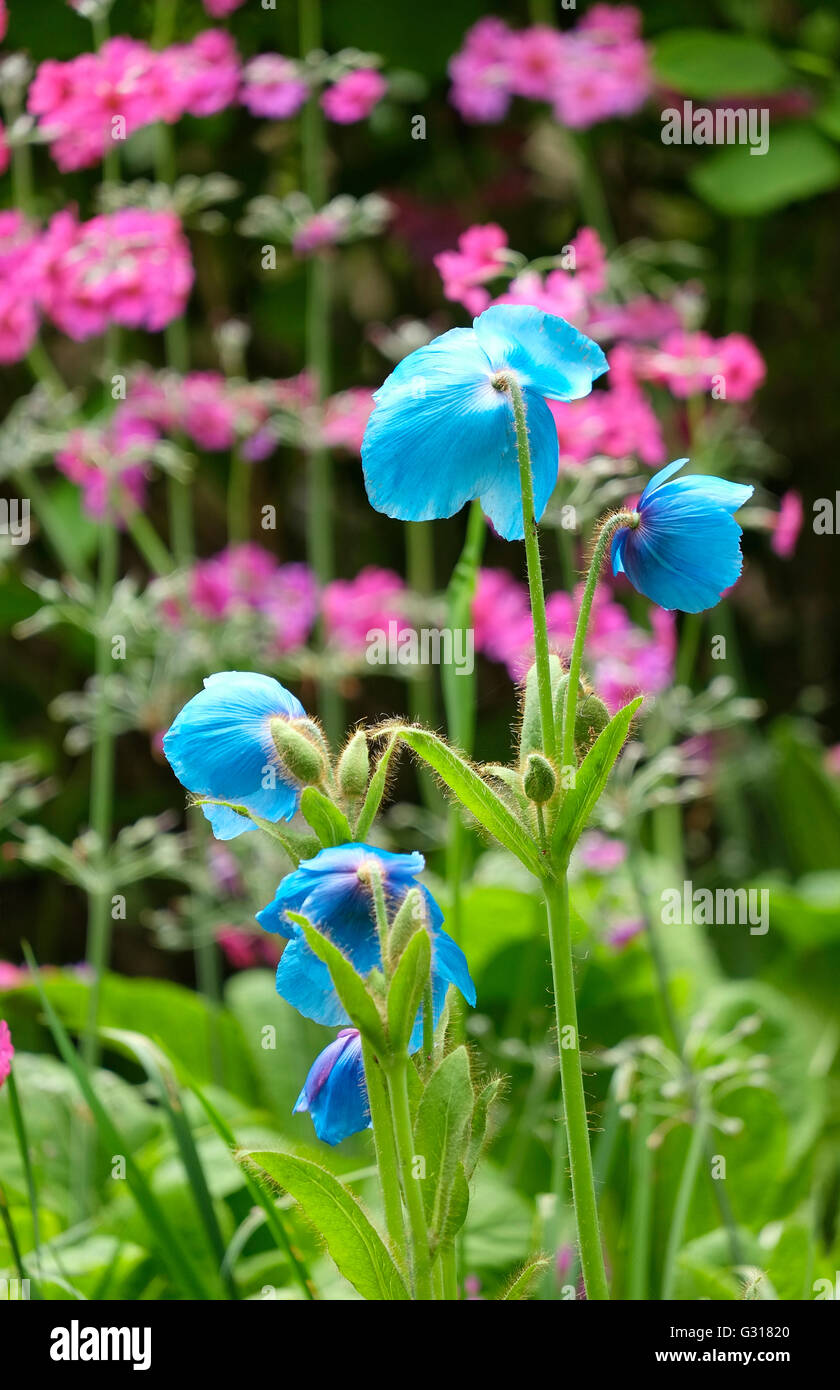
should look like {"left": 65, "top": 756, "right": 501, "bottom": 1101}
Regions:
{"left": 163, "top": 671, "right": 306, "bottom": 840}
{"left": 294, "top": 1028, "right": 370, "bottom": 1146}
{"left": 361, "top": 304, "right": 608, "bottom": 542}
{"left": 611, "top": 459, "right": 754, "bottom": 614}
{"left": 257, "top": 843, "right": 475, "bottom": 1049}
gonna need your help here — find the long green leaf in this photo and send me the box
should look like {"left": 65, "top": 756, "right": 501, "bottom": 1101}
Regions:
{"left": 413, "top": 1046, "right": 474, "bottom": 1245}
{"left": 387, "top": 928, "right": 431, "bottom": 1054}
{"left": 503, "top": 1255, "right": 551, "bottom": 1300}
{"left": 398, "top": 728, "right": 543, "bottom": 876}
{"left": 191, "top": 797, "right": 320, "bottom": 864}
{"left": 354, "top": 735, "right": 398, "bottom": 840}
{"left": 291, "top": 914, "right": 388, "bottom": 1052}
{"left": 242, "top": 1149, "right": 409, "bottom": 1301}
{"left": 551, "top": 696, "right": 642, "bottom": 864}
{"left": 300, "top": 787, "right": 353, "bottom": 848}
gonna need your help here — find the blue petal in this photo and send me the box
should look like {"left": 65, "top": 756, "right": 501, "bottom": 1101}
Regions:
{"left": 294, "top": 1031, "right": 370, "bottom": 1146}
{"left": 163, "top": 672, "right": 305, "bottom": 839}
{"left": 478, "top": 387, "right": 558, "bottom": 540}
{"left": 638, "top": 457, "right": 690, "bottom": 503}
{"left": 473, "top": 305, "right": 608, "bottom": 401}
{"left": 276, "top": 938, "right": 347, "bottom": 1025}
{"left": 614, "top": 506, "right": 748, "bottom": 613}
{"left": 362, "top": 328, "right": 514, "bottom": 524}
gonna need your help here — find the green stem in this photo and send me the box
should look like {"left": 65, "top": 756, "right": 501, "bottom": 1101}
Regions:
{"left": 82, "top": 517, "right": 120, "bottom": 1071}
{"left": 561, "top": 510, "right": 637, "bottom": 773}
{"left": 441, "top": 1244, "right": 458, "bottom": 1300}
{"left": 627, "top": 1101, "right": 654, "bottom": 1300}
{"left": 5, "top": 1069, "right": 41, "bottom": 1275}
{"left": 506, "top": 376, "right": 556, "bottom": 761}
{"left": 405, "top": 521, "right": 436, "bottom": 733}
{"left": 361, "top": 1039, "right": 406, "bottom": 1260}
{"left": 386, "top": 1060, "right": 434, "bottom": 1300}
{"left": 544, "top": 874, "right": 610, "bottom": 1300}
{"left": 127, "top": 508, "right": 174, "bottom": 577}
{"left": 227, "top": 448, "right": 251, "bottom": 545}
{"left": 661, "top": 1116, "right": 706, "bottom": 1300}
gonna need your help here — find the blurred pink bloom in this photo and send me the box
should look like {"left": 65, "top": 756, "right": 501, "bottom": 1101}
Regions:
{"left": 716, "top": 333, "right": 766, "bottom": 401}
{"left": 0, "top": 1, "right": 7, "bottom": 41}
{"left": 508, "top": 25, "right": 566, "bottom": 101}
{"left": 606, "top": 917, "right": 644, "bottom": 949}
{"left": 635, "top": 330, "right": 765, "bottom": 401}
{"left": 471, "top": 568, "right": 532, "bottom": 666}
{"left": 321, "top": 69, "right": 386, "bottom": 124}
{"left": 588, "top": 294, "right": 681, "bottom": 343}
{"left": 825, "top": 745, "right": 840, "bottom": 778}
{"left": 216, "top": 927, "right": 280, "bottom": 970}
{"left": 494, "top": 266, "right": 587, "bottom": 326}
{"left": 323, "top": 567, "right": 407, "bottom": 653}
{"left": 321, "top": 389, "right": 375, "bottom": 453}
{"left": 36, "top": 208, "right": 193, "bottom": 340}
{"left": 202, "top": 0, "right": 245, "bottom": 15}
{"left": 578, "top": 830, "right": 627, "bottom": 873}
{"left": 292, "top": 211, "right": 345, "bottom": 256}
{"left": 56, "top": 420, "right": 152, "bottom": 523}
{"left": 771, "top": 490, "right": 803, "bottom": 559}
{"left": 186, "top": 545, "right": 319, "bottom": 653}
{"left": 0, "top": 963, "right": 25, "bottom": 989}
{"left": 435, "top": 223, "right": 509, "bottom": 314}
{"left": 568, "top": 226, "right": 607, "bottom": 294}
{"left": 241, "top": 54, "right": 308, "bottom": 119}
{"left": 448, "top": 17, "right": 513, "bottom": 123}
{"left": 181, "top": 372, "right": 238, "bottom": 450}
{"left": 0, "top": 1020, "right": 14, "bottom": 1087}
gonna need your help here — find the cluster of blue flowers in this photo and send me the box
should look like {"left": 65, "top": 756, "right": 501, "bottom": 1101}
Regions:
{"left": 164, "top": 674, "right": 475, "bottom": 1144}
{"left": 164, "top": 305, "right": 753, "bottom": 1144}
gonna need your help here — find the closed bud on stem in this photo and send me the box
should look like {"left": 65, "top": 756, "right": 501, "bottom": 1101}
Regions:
{"left": 387, "top": 886, "right": 426, "bottom": 965}
{"left": 270, "top": 717, "right": 327, "bottom": 786}
{"left": 575, "top": 691, "right": 610, "bottom": 757}
{"left": 523, "top": 752, "right": 556, "bottom": 804}
{"left": 336, "top": 729, "right": 370, "bottom": 800}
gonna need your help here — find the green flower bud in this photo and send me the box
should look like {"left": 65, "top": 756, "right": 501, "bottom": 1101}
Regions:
{"left": 519, "top": 654, "right": 565, "bottom": 765}
{"left": 387, "top": 886, "right": 426, "bottom": 964}
{"left": 523, "top": 752, "right": 556, "bottom": 804}
{"left": 575, "top": 692, "right": 610, "bottom": 757}
{"left": 270, "top": 717, "right": 327, "bottom": 786}
{"left": 336, "top": 729, "right": 370, "bottom": 800}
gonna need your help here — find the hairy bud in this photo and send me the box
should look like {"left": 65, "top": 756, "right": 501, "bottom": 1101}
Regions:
{"left": 270, "top": 718, "right": 327, "bottom": 786}
{"left": 337, "top": 729, "right": 370, "bottom": 800}
{"left": 523, "top": 752, "right": 556, "bottom": 804}
{"left": 575, "top": 692, "right": 610, "bottom": 756}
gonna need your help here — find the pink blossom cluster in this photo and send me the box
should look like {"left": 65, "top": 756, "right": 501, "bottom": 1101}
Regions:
{"left": 162, "top": 544, "right": 319, "bottom": 654}
{"left": 629, "top": 330, "right": 766, "bottom": 401}
{"left": 320, "top": 388, "right": 375, "bottom": 453}
{"left": 0, "top": 1019, "right": 13, "bottom": 1087}
{"left": 472, "top": 568, "right": 676, "bottom": 710}
{"left": 123, "top": 368, "right": 311, "bottom": 456}
{"left": 202, "top": 0, "right": 246, "bottom": 16}
{"left": 771, "top": 490, "right": 803, "bottom": 559}
{"left": 216, "top": 927, "right": 281, "bottom": 971}
{"left": 322, "top": 566, "right": 408, "bottom": 652}
{"left": 321, "top": 69, "right": 387, "bottom": 124}
{"left": 29, "top": 31, "right": 240, "bottom": 171}
{"left": 0, "top": 208, "right": 193, "bottom": 359}
{"left": 56, "top": 416, "right": 156, "bottom": 521}
{"left": 240, "top": 60, "right": 386, "bottom": 125}
{"left": 449, "top": 6, "right": 650, "bottom": 128}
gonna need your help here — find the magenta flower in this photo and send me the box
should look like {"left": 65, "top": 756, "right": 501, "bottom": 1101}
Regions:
{"left": 320, "top": 389, "right": 375, "bottom": 453}
{"left": 202, "top": 0, "right": 245, "bottom": 15}
{"left": 241, "top": 54, "right": 308, "bottom": 119}
{"left": 434, "top": 223, "right": 509, "bottom": 315}
{"left": 56, "top": 421, "right": 153, "bottom": 523}
{"left": 0, "top": 1020, "right": 13, "bottom": 1088}
{"left": 323, "top": 567, "right": 407, "bottom": 653}
{"left": 577, "top": 831, "right": 627, "bottom": 873}
{"left": 771, "top": 490, "right": 803, "bottom": 559}
{"left": 321, "top": 69, "right": 386, "bottom": 124}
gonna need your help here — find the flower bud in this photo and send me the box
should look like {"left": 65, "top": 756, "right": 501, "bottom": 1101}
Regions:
{"left": 575, "top": 692, "right": 610, "bottom": 757}
{"left": 523, "top": 752, "right": 556, "bottom": 804}
{"left": 336, "top": 729, "right": 370, "bottom": 800}
{"left": 387, "top": 886, "right": 426, "bottom": 964}
{"left": 519, "top": 654, "right": 565, "bottom": 765}
{"left": 270, "top": 717, "right": 327, "bottom": 786}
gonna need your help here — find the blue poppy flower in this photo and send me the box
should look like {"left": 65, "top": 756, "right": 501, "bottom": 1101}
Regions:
{"left": 163, "top": 671, "right": 306, "bottom": 840}
{"left": 611, "top": 459, "right": 754, "bottom": 614}
{"left": 361, "top": 304, "right": 608, "bottom": 542}
{"left": 294, "top": 1028, "right": 370, "bottom": 1146}
{"left": 257, "top": 843, "right": 475, "bottom": 1049}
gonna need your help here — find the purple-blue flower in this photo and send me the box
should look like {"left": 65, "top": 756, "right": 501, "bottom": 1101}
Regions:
{"left": 257, "top": 843, "right": 475, "bottom": 1048}
{"left": 294, "top": 1028, "right": 370, "bottom": 1146}
{"left": 361, "top": 304, "right": 608, "bottom": 541}
{"left": 163, "top": 671, "right": 305, "bottom": 840}
{"left": 611, "top": 459, "right": 754, "bottom": 614}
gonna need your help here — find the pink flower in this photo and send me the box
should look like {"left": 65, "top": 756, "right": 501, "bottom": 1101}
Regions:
{"left": 323, "top": 567, "right": 407, "bottom": 653}
{"left": 0, "top": 963, "right": 25, "bottom": 990}
{"left": 825, "top": 745, "right": 840, "bottom": 778}
{"left": 771, "top": 490, "right": 803, "bottom": 559}
{"left": 292, "top": 211, "right": 344, "bottom": 256}
{"left": 216, "top": 927, "right": 281, "bottom": 970}
{"left": 448, "top": 18, "right": 513, "bottom": 123}
{"left": 56, "top": 421, "right": 151, "bottom": 523}
{"left": 716, "top": 333, "right": 766, "bottom": 401}
{"left": 321, "top": 389, "right": 375, "bottom": 453}
{"left": 471, "top": 568, "right": 532, "bottom": 668}
{"left": 0, "top": 1020, "right": 14, "bottom": 1087}
{"left": 186, "top": 546, "right": 318, "bottom": 653}
{"left": 202, "top": 0, "right": 246, "bottom": 15}
{"left": 0, "top": 1, "right": 7, "bottom": 41}
{"left": 181, "top": 372, "right": 237, "bottom": 450}
{"left": 577, "top": 830, "right": 627, "bottom": 873}
{"left": 321, "top": 69, "right": 386, "bottom": 124}
{"left": 507, "top": 25, "right": 566, "bottom": 101}
{"left": 36, "top": 209, "right": 193, "bottom": 340}
{"left": 568, "top": 226, "right": 607, "bottom": 294}
{"left": 606, "top": 918, "right": 644, "bottom": 949}
{"left": 434, "top": 223, "right": 509, "bottom": 314}
{"left": 241, "top": 54, "right": 308, "bottom": 119}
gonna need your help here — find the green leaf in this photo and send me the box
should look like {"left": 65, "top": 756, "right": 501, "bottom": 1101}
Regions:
{"left": 398, "top": 728, "right": 543, "bottom": 877}
{"left": 439, "top": 1162, "right": 470, "bottom": 1245}
{"left": 242, "top": 1149, "right": 409, "bottom": 1300}
{"left": 413, "top": 1046, "right": 474, "bottom": 1244}
{"left": 519, "top": 655, "right": 566, "bottom": 763}
{"left": 503, "top": 1254, "right": 551, "bottom": 1300}
{"left": 690, "top": 125, "right": 840, "bottom": 216}
{"left": 653, "top": 30, "right": 790, "bottom": 97}
{"left": 300, "top": 786, "right": 353, "bottom": 848}
{"left": 551, "top": 696, "right": 642, "bottom": 864}
{"left": 193, "top": 797, "right": 320, "bottom": 864}
{"left": 466, "top": 1077, "right": 503, "bottom": 1178}
{"left": 354, "top": 735, "right": 398, "bottom": 840}
{"left": 292, "top": 915, "right": 387, "bottom": 1052}
{"left": 387, "top": 928, "right": 431, "bottom": 1053}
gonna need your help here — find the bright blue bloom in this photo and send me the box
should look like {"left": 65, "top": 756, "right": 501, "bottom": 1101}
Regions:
{"left": 294, "top": 1028, "right": 370, "bottom": 1146}
{"left": 611, "top": 459, "right": 754, "bottom": 614}
{"left": 257, "top": 843, "right": 475, "bottom": 1049}
{"left": 361, "top": 304, "right": 608, "bottom": 542}
{"left": 163, "top": 671, "right": 306, "bottom": 840}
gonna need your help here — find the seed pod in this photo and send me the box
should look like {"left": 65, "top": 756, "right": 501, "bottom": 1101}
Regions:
{"left": 270, "top": 717, "right": 327, "bottom": 786}
{"left": 523, "top": 752, "right": 556, "bottom": 804}
{"left": 575, "top": 692, "right": 610, "bottom": 756}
